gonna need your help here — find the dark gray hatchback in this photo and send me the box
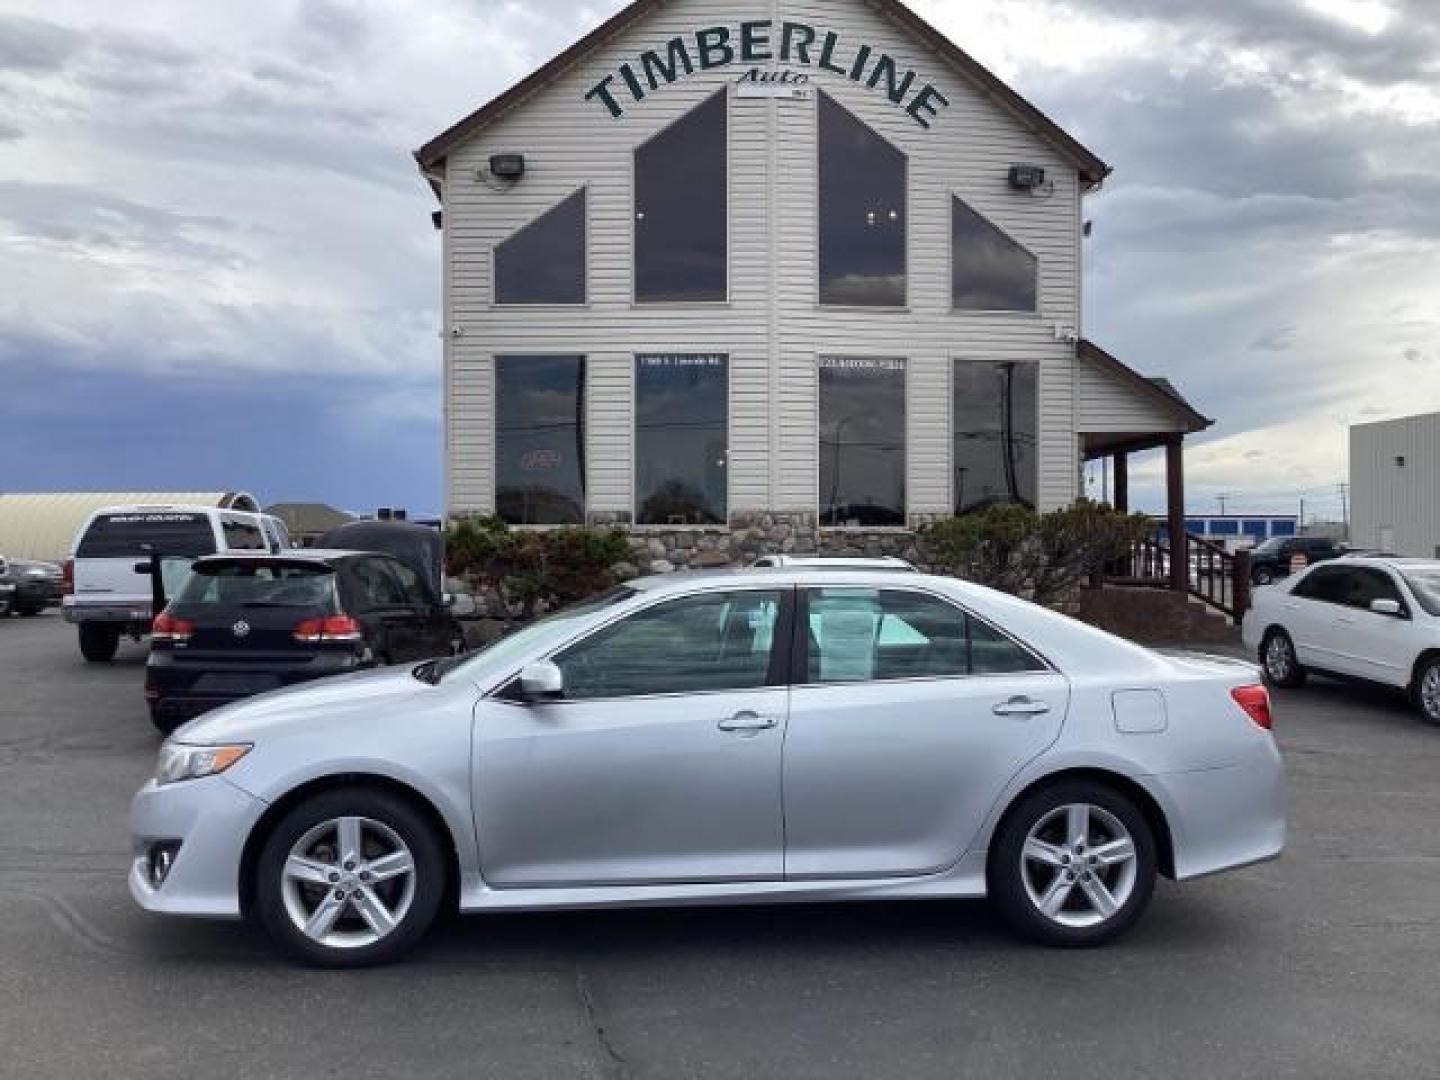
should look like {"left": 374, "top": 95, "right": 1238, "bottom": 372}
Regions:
{"left": 144, "top": 550, "right": 466, "bottom": 734}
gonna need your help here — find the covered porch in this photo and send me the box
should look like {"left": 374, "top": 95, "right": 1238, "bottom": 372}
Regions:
{"left": 1075, "top": 340, "right": 1220, "bottom": 601}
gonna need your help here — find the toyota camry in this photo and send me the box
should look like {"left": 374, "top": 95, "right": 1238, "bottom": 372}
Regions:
{"left": 130, "top": 565, "right": 1285, "bottom": 966}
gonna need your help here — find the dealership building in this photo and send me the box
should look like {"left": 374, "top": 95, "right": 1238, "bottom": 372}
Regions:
{"left": 415, "top": 0, "right": 1210, "bottom": 568}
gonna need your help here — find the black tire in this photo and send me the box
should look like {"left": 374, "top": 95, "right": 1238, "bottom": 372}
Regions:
{"left": 16, "top": 604, "right": 41, "bottom": 617}
{"left": 988, "top": 780, "right": 1158, "bottom": 947}
{"left": 78, "top": 623, "right": 121, "bottom": 662}
{"left": 253, "top": 787, "right": 446, "bottom": 968}
{"left": 1261, "top": 628, "right": 1307, "bottom": 689}
{"left": 1411, "top": 656, "right": 1440, "bottom": 728}
{"left": 1252, "top": 565, "right": 1274, "bottom": 586}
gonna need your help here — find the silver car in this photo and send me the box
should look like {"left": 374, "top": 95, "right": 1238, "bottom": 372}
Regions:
{"left": 130, "top": 567, "right": 1286, "bottom": 966}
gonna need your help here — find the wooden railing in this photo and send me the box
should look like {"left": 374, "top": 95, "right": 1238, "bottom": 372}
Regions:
{"left": 1108, "top": 533, "right": 1252, "bottom": 624}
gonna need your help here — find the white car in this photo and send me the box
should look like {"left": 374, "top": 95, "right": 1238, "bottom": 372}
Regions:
{"left": 1243, "top": 556, "right": 1440, "bottom": 725}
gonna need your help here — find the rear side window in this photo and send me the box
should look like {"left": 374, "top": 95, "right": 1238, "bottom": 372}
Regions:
{"left": 221, "top": 517, "right": 267, "bottom": 551}
{"left": 77, "top": 513, "right": 217, "bottom": 558}
{"left": 174, "top": 562, "right": 336, "bottom": 609}
{"left": 1292, "top": 566, "right": 1351, "bottom": 604}
{"left": 804, "top": 588, "right": 1045, "bottom": 684}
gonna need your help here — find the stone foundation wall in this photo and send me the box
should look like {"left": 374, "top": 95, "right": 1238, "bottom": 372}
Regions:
{"left": 593, "top": 512, "right": 944, "bottom": 577}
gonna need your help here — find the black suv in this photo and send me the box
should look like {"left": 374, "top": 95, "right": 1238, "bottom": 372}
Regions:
{"left": 144, "top": 550, "right": 466, "bottom": 734}
{"left": 1247, "top": 536, "right": 1343, "bottom": 586}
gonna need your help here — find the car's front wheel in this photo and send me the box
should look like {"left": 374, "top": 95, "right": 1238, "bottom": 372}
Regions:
{"left": 254, "top": 788, "right": 447, "bottom": 967}
{"left": 1412, "top": 657, "right": 1440, "bottom": 727}
{"left": 1261, "top": 628, "right": 1307, "bottom": 689}
{"left": 989, "top": 781, "right": 1157, "bottom": 946}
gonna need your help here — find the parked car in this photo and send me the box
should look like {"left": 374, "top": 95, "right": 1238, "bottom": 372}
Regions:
{"left": 1246, "top": 535, "right": 1342, "bottom": 586}
{"left": 144, "top": 549, "right": 468, "bottom": 734}
{"left": 0, "top": 554, "right": 14, "bottom": 616}
{"left": 63, "top": 504, "right": 290, "bottom": 662}
{"left": 1243, "top": 556, "right": 1440, "bottom": 726}
{"left": 3, "top": 558, "right": 64, "bottom": 616}
{"left": 130, "top": 563, "right": 1285, "bottom": 966}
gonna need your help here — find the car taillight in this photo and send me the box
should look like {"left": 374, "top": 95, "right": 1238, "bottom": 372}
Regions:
{"left": 1231, "top": 684, "right": 1273, "bottom": 731}
{"left": 62, "top": 558, "right": 74, "bottom": 597}
{"left": 293, "top": 614, "right": 364, "bottom": 644}
{"left": 152, "top": 612, "right": 195, "bottom": 645}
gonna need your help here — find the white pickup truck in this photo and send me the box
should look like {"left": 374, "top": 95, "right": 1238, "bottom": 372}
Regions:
{"left": 63, "top": 505, "right": 293, "bottom": 661}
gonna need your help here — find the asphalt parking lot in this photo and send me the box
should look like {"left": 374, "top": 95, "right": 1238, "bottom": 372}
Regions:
{"left": 1, "top": 610, "right": 1438, "bottom": 1079}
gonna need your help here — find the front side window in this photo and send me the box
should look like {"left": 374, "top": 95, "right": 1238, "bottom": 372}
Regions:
{"left": 388, "top": 559, "right": 436, "bottom": 607}
{"left": 818, "top": 91, "right": 906, "bottom": 307}
{"left": 1292, "top": 565, "right": 1351, "bottom": 604}
{"left": 635, "top": 91, "right": 727, "bottom": 302}
{"left": 953, "top": 361, "right": 1039, "bottom": 514}
{"left": 494, "top": 189, "right": 586, "bottom": 305}
{"left": 350, "top": 558, "right": 408, "bottom": 611}
{"left": 952, "top": 197, "right": 1038, "bottom": 312}
{"left": 555, "top": 590, "right": 783, "bottom": 699}
{"left": 495, "top": 355, "right": 586, "bottom": 525}
{"left": 1346, "top": 568, "right": 1403, "bottom": 611}
{"left": 820, "top": 358, "right": 905, "bottom": 527}
{"left": 635, "top": 354, "right": 728, "bottom": 525}
{"left": 804, "top": 588, "right": 1044, "bottom": 684}
{"left": 1402, "top": 570, "right": 1440, "bottom": 617}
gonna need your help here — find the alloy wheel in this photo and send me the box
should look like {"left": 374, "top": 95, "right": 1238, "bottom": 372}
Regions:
{"left": 1421, "top": 665, "right": 1440, "bottom": 724}
{"left": 1265, "top": 634, "right": 1295, "bottom": 683}
{"left": 280, "top": 816, "right": 417, "bottom": 949}
{"left": 1020, "top": 803, "right": 1138, "bottom": 929}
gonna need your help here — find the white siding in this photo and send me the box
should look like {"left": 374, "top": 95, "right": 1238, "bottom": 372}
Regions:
{"left": 1076, "top": 353, "right": 1182, "bottom": 434}
{"left": 1351, "top": 414, "right": 1440, "bottom": 558}
{"left": 441, "top": 0, "right": 1088, "bottom": 519}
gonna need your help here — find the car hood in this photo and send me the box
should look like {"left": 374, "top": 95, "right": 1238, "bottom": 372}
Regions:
{"left": 174, "top": 664, "right": 432, "bottom": 744}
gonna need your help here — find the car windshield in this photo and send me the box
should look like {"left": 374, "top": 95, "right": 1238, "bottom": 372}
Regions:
{"left": 173, "top": 561, "right": 336, "bottom": 609}
{"left": 1253, "top": 538, "right": 1286, "bottom": 555}
{"left": 435, "top": 586, "right": 638, "bottom": 683}
{"left": 1402, "top": 570, "right": 1440, "bottom": 617}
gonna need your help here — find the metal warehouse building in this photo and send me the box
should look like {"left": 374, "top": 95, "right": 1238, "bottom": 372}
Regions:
{"left": 0, "top": 492, "right": 260, "bottom": 563}
{"left": 1352, "top": 412, "right": 1440, "bottom": 558}
{"left": 415, "top": 0, "right": 1209, "bottom": 572}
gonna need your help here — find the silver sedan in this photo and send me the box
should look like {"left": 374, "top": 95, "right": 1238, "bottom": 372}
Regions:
{"left": 130, "top": 567, "right": 1286, "bottom": 966}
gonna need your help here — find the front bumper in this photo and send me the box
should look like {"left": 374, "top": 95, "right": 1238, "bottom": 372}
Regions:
{"left": 129, "top": 774, "right": 268, "bottom": 918}
{"left": 15, "top": 579, "right": 63, "bottom": 607}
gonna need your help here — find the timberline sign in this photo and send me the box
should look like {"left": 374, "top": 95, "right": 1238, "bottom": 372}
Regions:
{"left": 585, "top": 20, "right": 951, "bottom": 129}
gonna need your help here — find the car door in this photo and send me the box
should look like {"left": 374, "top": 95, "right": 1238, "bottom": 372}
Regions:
{"left": 348, "top": 557, "right": 420, "bottom": 662}
{"left": 385, "top": 558, "right": 454, "bottom": 658}
{"left": 472, "top": 587, "right": 791, "bottom": 887}
{"left": 1334, "top": 568, "right": 1416, "bottom": 687}
{"left": 1281, "top": 564, "right": 1354, "bottom": 672}
{"left": 783, "top": 586, "right": 1069, "bottom": 879}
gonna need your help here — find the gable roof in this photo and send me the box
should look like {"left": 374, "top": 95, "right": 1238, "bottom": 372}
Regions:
{"left": 1078, "top": 339, "right": 1213, "bottom": 434}
{"left": 414, "top": 0, "right": 1111, "bottom": 187}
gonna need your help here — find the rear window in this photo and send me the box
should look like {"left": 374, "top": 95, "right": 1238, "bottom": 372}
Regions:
{"left": 77, "top": 513, "right": 217, "bottom": 558}
{"left": 174, "top": 562, "right": 336, "bottom": 609}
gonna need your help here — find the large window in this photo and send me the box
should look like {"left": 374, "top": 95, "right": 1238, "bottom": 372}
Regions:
{"left": 953, "top": 361, "right": 1038, "bottom": 514}
{"left": 494, "top": 189, "right": 586, "bottom": 305}
{"left": 555, "top": 590, "right": 783, "bottom": 699}
{"left": 635, "top": 354, "right": 728, "bottom": 525}
{"left": 820, "top": 358, "right": 906, "bottom": 527}
{"left": 635, "top": 91, "right": 727, "bottom": 302}
{"left": 952, "top": 197, "right": 1038, "bottom": 312}
{"left": 495, "top": 356, "right": 586, "bottom": 525}
{"left": 818, "top": 92, "right": 907, "bottom": 307}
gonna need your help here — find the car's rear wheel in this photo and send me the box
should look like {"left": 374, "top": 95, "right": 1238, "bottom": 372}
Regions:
{"left": 78, "top": 623, "right": 120, "bottom": 662}
{"left": 1261, "top": 628, "right": 1307, "bottom": 689}
{"left": 1412, "top": 657, "right": 1440, "bottom": 727}
{"left": 989, "top": 781, "right": 1157, "bottom": 946}
{"left": 254, "top": 788, "right": 446, "bottom": 967}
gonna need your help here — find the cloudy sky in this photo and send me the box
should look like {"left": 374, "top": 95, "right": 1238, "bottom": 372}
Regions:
{"left": 1, "top": 0, "right": 1437, "bottom": 519}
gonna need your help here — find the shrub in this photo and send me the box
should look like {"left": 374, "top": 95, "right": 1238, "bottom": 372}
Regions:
{"left": 919, "top": 501, "right": 1152, "bottom": 606}
{"left": 445, "top": 516, "right": 632, "bottom": 618}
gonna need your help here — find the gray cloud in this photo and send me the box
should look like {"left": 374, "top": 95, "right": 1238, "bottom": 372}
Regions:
{"left": 0, "top": 121, "right": 21, "bottom": 142}
{"left": 0, "top": 14, "right": 82, "bottom": 72}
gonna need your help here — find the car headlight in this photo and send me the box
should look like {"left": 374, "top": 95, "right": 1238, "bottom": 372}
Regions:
{"left": 156, "top": 742, "right": 251, "bottom": 786}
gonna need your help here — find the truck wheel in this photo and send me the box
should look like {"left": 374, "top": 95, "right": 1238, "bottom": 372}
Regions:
{"left": 79, "top": 624, "right": 121, "bottom": 662}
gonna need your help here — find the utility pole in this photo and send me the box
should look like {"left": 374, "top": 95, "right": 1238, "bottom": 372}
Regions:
{"left": 1217, "top": 493, "right": 1231, "bottom": 516}
{"left": 1339, "top": 483, "right": 1350, "bottom": 532}
{"left": 1299, "top": 496, "right": 1306, "bottom": 533}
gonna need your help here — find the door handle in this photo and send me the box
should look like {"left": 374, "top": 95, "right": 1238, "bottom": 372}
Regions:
{"left": 993, "top": 696, "right": 1051, "bottom": 718}
{"left": 718, "top": 711, "right": 778, "bottom": 732}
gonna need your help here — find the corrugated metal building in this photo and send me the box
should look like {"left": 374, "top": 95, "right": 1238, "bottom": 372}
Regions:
{"left": 415, "top": 0, "right": 1209, "bottom": 564}
{"left": 0, "top": 493, "right": 259, "bottom": 562}
{"left": 1351, "top": 413, "right": 1440, "bottom": 558}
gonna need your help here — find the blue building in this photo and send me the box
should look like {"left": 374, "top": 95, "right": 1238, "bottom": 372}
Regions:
{"left": 1155, "top": 514, "right": 1297, "bottom": 547}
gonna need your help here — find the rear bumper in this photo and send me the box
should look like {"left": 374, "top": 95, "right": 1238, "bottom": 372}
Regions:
{"left": 129, "top": 775, "right": 267, "bottom": 918}
{"left": 146, "top": 650, "right": 366, "bottom": 724}
{"left": 1144, "top": 739, "right": 1287, "bottom": 882}
{"left": 63, "top": 597, "right": 152, "bottom": 625}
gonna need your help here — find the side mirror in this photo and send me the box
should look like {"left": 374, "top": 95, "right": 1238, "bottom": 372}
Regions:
{"left": 444, "top": 592, "right": 479, "bottom": 618}
{"left": 1371, "top": 599, "right": 1405, "bottom": 618}
{"left": 517, "top": 661, "right": 564, "bottom": 701}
